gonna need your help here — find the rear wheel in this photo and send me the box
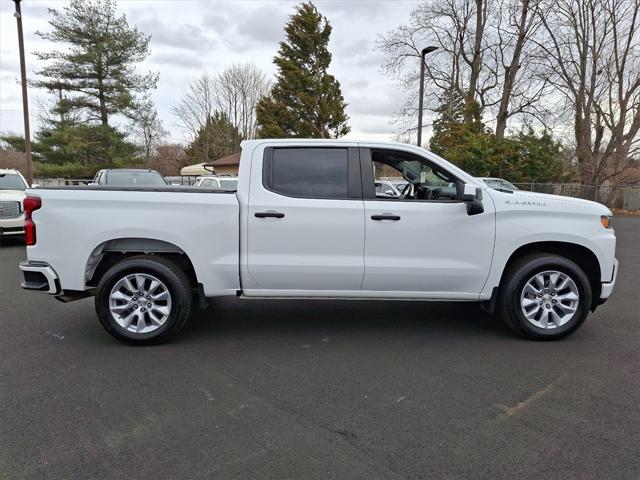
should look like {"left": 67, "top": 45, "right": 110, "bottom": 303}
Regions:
{"left": 95, "top": 256, "right": 192, "bottom": 345}
{"left": 498, "top": 254, "right": 592, "bottom": 340}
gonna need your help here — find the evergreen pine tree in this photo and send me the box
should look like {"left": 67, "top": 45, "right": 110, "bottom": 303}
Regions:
{"left": 186, "top": 112, "right": 242, "bottom": 163}
{"left": 33, "top": 0, "right": 158, "bottom": 126}
{"left": 256, "top": 2, "right": 349, "bottom": 138}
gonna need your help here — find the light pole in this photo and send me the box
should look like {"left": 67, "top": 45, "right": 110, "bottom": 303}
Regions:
{"left": 416, "top": 46, "right": 438, "bottom": 148}
{"left": 13, "top": 0, "right": 33, "bottom": 185}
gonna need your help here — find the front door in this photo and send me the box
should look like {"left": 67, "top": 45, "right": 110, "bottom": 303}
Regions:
{"left": 360, "top": 147, "right": 495, "bottom": 297}
{"left": 245, "top": 145, "right": 365, "bottom": 292}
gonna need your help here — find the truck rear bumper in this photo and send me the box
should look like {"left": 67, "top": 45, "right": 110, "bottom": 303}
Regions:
{"left": 19, "top": 260, "right": 60, "bottom": 295}
{"left": 600, "top": 258, "right": 618, "bottom": 300}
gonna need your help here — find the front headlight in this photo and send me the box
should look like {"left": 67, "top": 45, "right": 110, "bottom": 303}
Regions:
{"left": 600, "top": 215, "right": 613, "bottom": 229}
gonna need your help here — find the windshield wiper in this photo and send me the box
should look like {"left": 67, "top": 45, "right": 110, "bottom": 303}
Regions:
{"left": 493, "top": 188, "right": 514, "bottom": 193}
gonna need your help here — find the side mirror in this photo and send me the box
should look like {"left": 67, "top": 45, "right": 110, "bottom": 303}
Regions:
{"left": 88, "top": 182, "right": 98, "bottom": 186}
{"left": 462, "top": 183, "right": 484, "bottom": 216}
{"left": 30, "top": 184, "right": 39, "bottom": 188}
{"left": 462, "top": 183, "right": 476, "bottom": 201}
{"left": 385, "top": 189, "right": 394, "bottom": 195}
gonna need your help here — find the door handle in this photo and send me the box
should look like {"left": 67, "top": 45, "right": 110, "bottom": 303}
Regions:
{"left": 255, "top": 211, "right": 285, "bottom": 218}
{"left": 371, "top": 214, "right": 401, "bottom": 221}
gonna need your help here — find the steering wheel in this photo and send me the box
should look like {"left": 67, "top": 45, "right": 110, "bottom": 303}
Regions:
{"left": 400, "top": 182, "right": 415, "bottom": 199}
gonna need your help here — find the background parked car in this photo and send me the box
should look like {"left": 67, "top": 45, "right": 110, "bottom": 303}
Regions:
{"left": 0, "top": 169, "right": 28, "bottom": 239}
{"left": 478, "top": 177, "right": 519, "bottom": 191}
{"left": 90, "top": 169, "right": 168, "bottom": 186}
{"left": 193, "top": 175, "right": 238, "bottom": 190}
{"left": 375, "top": 180, "right": 404, "bottom": 197}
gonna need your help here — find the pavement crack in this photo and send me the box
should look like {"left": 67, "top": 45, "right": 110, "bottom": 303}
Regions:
{"left": 327, "top": 427, "right": 358, "bottom": 444}
{"left": 496, "top": 373, "right": 567, "bottom": 419}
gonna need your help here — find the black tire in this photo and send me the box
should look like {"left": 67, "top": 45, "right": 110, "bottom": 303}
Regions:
{"left": 497, "top": 254, "right": 592, "bottom": 340}
{"left": 95, "top": 255, "right": 193, "bottom": 345}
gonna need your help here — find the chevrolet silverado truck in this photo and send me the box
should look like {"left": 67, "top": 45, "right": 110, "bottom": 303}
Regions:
{"left": 19, "top": 139, "right": 618, "bottom": 344}
{"left": 0, "top": 169, "right": 28, "bottom": 239}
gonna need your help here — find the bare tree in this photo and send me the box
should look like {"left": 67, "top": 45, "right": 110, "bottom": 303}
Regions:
{"left": 493, "top": 0, "right": 551, "bottom": 139}
{"left": 131, "top": 99, "right": 167, "bottom": 166}
{"left": 378, "top": 0, "right": 547, "bottom": 140}
{"left": 171, "top": 74, "right": 217, "bottom": 160}
{"left": 215, "top": 63, "right": 271, "bottom": 140}
{"left": 149, "top": 144, "right": 188, "bottom": 176}
{"left": 535, "top": 0, "right": 640, "bottom": 185}
{"left": 172, "top": 64, "right": 269, "bottom": 160}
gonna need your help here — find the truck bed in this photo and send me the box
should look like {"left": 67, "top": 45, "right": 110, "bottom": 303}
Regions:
{"left": 25, "top": 187, "right": 241, "bottom": 297}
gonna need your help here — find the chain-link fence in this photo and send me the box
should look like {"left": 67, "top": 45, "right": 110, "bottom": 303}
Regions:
{"left": 512, "top": 183, "right": 640, "bottom": 210}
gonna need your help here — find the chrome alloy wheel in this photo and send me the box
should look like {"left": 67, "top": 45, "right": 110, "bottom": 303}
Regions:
{"left": 108, "top": 273, "right": 172, "bottom": 334}
{"left": 520, "top": 270, "right": 580, "bottom": 329}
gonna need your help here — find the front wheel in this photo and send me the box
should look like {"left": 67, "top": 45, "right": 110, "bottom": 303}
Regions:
{"left": 95, "top": 256, "right": 193, "bottom": 345}
{"left": 498, "top": 254, "right": 592, "bottom": 340}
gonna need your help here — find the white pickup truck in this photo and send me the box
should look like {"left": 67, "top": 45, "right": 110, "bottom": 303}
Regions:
{"left": 19, "top": 139, "right": 618, "bottom": 344}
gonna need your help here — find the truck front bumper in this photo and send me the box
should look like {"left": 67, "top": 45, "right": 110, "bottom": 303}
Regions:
{"left": 19, "top": 261, "right": 61, "bottom": 295}
{"left": 0, "top": 215, "right": 25, "bottom": 236}
{"left": 600, "top": 258, "right": 618, "bottom": 300}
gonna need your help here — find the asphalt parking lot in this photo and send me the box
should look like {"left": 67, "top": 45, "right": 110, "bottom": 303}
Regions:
{"left": 1, "top": 218, "right": 639, "bottom": 480}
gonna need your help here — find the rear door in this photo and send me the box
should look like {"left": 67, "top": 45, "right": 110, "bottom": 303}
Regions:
{"left": 245, "top": 145, "right": 365, "bottom": 292}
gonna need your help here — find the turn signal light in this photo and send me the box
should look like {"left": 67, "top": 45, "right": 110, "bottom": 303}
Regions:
{"left": 23, "top": 196, "right": 42, "bottom": 246}
{"left": 600, "top": 215, "right": 612, "bottom": 229}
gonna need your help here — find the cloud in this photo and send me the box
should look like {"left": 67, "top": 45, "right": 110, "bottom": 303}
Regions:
{"left": 136, "top": 16, "right": 217, "bottom": 53}
{"left": 349, "top": 79, "right": 369, "bottom": 89}
{"left": 150, "top": 51, "right": 204, "bottom": 70}
{"left": 232, "top": 4, "right": 289, "bottom": 45}
{"left": 317, "top": 0, "right": 395, "bottom": 21}
{"left": 348, "top": 88, "right": 405, "bottom": 116}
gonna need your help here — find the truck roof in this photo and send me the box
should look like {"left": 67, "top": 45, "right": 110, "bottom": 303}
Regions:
{"left": 240, "top": 138, "right": 424, "bottom": 149}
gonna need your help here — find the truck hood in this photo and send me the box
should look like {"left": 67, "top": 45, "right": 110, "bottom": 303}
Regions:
{"left": 493, "top": 189, "right": 612, "bottom": 215}
{"left": 0, "top": 189, "right": 26, "bottom": 202}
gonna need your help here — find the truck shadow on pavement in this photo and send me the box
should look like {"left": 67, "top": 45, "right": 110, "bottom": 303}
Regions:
{"left": 0, "top": 236, "right": 25, "bottom": 248}
{"left": 177, "top": 297, "right": 516, "bottom": 344}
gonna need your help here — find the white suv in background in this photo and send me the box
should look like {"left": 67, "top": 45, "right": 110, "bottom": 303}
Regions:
{"left": 193, "top": 175, "right": 238, "bottom": 190}
{"left": 0, "top": 169, "right": 28, "bottom": 239}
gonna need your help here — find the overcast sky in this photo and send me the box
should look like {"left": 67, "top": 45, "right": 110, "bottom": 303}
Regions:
{"left": 0, "top": 0, "right": 420, "bottom": 144}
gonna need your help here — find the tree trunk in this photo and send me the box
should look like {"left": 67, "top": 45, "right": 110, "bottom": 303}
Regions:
{"left": 96, "top": 63, "right": 109, "bottom": 126}
{"left": 464, "top": 0, "right": 486, "bottom": 124}
{"left": 496, "top": 0, "right": 530, "bottom": 141}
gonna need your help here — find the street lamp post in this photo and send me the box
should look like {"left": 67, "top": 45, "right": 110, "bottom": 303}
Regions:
{"left": 13, "top": 0, "right": 33, "bottom": 185}
{"left": 416, "top": 46, "right": 438, "bottom": 148}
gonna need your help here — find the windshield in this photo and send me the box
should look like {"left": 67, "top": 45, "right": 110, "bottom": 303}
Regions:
{"left": 483, "top": 178, "right": 518, "bottom": 191}
{"left": 400, "top": 159, "right": 454, "bottom": 187}
{"left": 219, "top": 179, "right": 238, "bottom": 190}
{"left": 106, "top": 171, "right": 167, "bottom": 186}
{"left": 0, "top": 173, "right": 27, "bottom": 191}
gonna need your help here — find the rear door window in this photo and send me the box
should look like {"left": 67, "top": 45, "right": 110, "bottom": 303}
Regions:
{"left": 265, "top": 148, "right": 349, "bottom": 199}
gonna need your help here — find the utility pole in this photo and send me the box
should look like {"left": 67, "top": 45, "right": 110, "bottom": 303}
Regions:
{"left": 13, "top": 0, "right": 33, "bottom": 185}
{"left": 416, "top": 46, "right": 438, "bottom": 148}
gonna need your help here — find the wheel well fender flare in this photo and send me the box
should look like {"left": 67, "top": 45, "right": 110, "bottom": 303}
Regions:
{"left": 85, "top": 237, "right": 197, "bottom": 287}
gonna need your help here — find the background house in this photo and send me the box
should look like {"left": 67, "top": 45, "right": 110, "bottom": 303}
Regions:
{"left": 180, "top": 152, "right": 240, "bottom": 176}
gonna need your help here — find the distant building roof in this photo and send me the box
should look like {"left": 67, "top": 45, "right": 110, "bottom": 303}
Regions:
{"left": 213, "top": 152, "right": 240, "bottom": 166}
{"left": 180, "top": 152, "right": 240, "bottom": 176}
